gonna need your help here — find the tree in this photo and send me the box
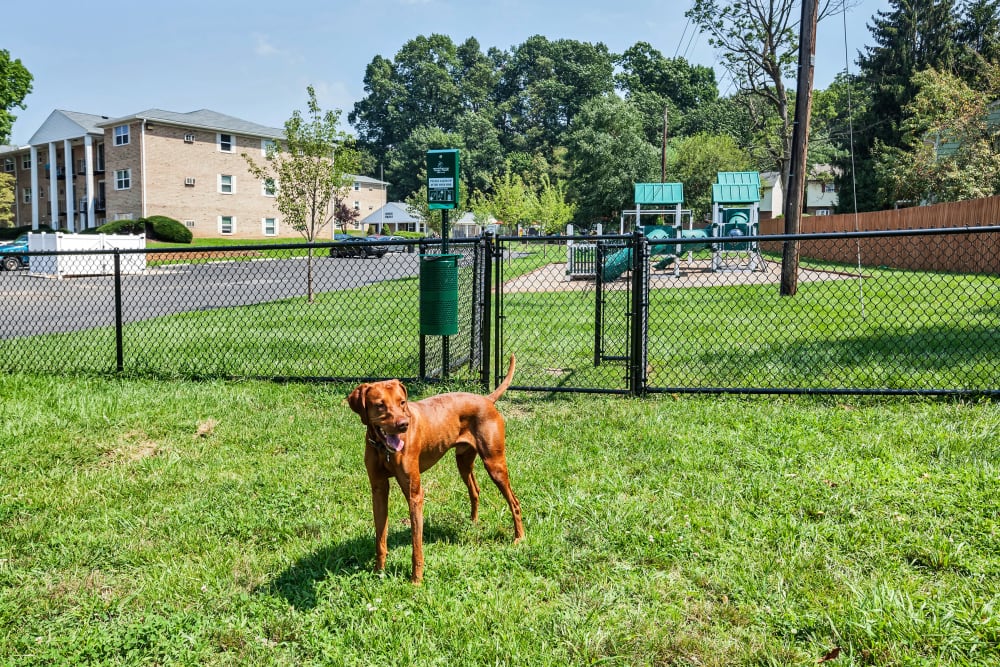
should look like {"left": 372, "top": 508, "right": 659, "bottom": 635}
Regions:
{"left": 874, "top": 66, "right": 1000, "bottom": 203}
{"left": 333, "top": 198, "right": 359, "bottom": 234}
{"left": 0, "top": 173, "right": 14, "bottom": 227}
{"left": 686, "top": 0, "right": 848, "bottom": 194}
{"left": 615, "top": 42, "right": 719, "bottom": 145}
{"left": 844, "top": 0, "right": 962, "bottom": 209}
{"left": 496, "top": 36, "right": 615, "bottom": 159}
{"left": 532, "top": 174, "right": 576, "bottom": 234}
{"left": 471, "top": 166, "right": 536, "bottom": 231}
{"left": 0, "top": 49, "right": 33, "bottom": 145}
{"left": 243, "top": 86, "right": 361, "bottom": 303}
{"left": 956, "top": 0, "right": 1000, "bottom": 86}
{"left": 665, "top": 133, "right": 753, "bottom": 222}
{"left": 565, "top": 95, "right": 660, "bottom": 222}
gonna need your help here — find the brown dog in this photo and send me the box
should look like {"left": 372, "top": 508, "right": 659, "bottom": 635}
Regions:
{"left": 347, "top": 355, "right": 524, "bottom": 583}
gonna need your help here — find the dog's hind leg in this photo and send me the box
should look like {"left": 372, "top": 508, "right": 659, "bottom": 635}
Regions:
{"left": 455, "top": 447, "right": 481, "bottom": 522}
{"left": 480, "top": 454, "right": 525, "bottom": 543}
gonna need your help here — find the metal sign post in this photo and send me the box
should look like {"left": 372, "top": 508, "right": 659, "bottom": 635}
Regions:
{"left": 425, "top": 149, "right": 460, "bottom": 378}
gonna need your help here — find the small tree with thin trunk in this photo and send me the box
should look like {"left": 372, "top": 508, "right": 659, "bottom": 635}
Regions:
{"left": 244, "top": 86, "right": 360, "bottom": 302}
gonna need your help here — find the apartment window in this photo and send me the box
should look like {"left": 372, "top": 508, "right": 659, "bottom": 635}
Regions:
{"left": 22, "top": 188, "right": 31, "bottom": 204}
{"left": 218, "top": 133, "right": 234, "bottom": 152}
{"left": 3, "top": 158, "right": 14, "bottom": 172}
{"left": 114, "top": 169, "right": 131, "bottom": 190}
{"left": 353, "top": 181, "right": 360, "bottom": 191}
{"left": 353, "top": 200, "right": 360, "bottom": 210}
{"left": 815, "top": 208, "right": 832, "bottom": 216}
{"left": 219, "top": 174, "right": 234, "bottom": 194}
{"left": 185, "top": 220, "right": 195, "bottom": 228}
{"left": 261, "top": 139, "right": 276, "bottom": 155}
{"left": 114, "top": 124, "right": 130, "bottom": 146}
{"left": 263, "top": 178, "right": 276, "bottom": 197}
{"left": 822, "top": 182, "right": 837, "bottom": 193}
{"left": 219, "top": 216, "right": 235, "bottom": 235}
{"left": 21, "top": 154, "right": 31, "bottom": 169}
{"left": 263, "top": 217, "right": 277, "bottom": 236}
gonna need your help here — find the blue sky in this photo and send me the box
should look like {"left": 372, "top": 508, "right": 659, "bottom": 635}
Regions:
{"left": 6, "top": 0, "right": 888, "bottom": 146}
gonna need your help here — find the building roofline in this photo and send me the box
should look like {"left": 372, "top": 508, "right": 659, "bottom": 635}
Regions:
{"left": 96, "top": 108, "right": 285, "bottom": 139}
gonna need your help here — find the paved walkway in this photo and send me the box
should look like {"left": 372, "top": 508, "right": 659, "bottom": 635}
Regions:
{"left": 503, "top": 259, "right": 863, "bottom": 293}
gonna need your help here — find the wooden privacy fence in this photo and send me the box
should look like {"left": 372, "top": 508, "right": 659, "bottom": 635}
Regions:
{"left": 759, "top": 196, "right": 1000, "bottom": 273}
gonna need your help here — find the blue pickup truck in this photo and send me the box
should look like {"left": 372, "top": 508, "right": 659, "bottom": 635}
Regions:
{"left": 0, "top": 233, "right": 30, "bottom": 271}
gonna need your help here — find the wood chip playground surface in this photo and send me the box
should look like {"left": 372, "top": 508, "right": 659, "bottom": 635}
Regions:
{"left": 503, "top": 258, "right": 864, "bottom": 293}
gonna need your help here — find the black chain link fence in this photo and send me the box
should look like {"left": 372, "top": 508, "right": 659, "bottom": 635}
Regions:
{"left": 492, "top": 227, "right": 999, "bottom": 396}
{"left": 0, "top": 238, "right": 483, "bottom": 384}
{"left": 2, "top": 228, "right": 998, "bottom": 396}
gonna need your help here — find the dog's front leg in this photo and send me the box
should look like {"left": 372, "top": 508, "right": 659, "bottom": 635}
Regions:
{"left": 366, "top": 455, "right": 390, "bottom": 573}
{"left": 398, "top": 471, "right": 425, "bottom": 583}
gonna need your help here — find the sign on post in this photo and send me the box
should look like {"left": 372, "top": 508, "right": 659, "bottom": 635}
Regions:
{"left": 427, "top": 149, "right": 459, "bottom": 210}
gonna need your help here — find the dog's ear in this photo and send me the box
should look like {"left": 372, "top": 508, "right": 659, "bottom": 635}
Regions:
{"left": 347, "top": 384, "right": 370, "bottom": 424}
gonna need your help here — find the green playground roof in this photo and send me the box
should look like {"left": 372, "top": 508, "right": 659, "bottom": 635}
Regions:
{"left": 634, "top": 182, "right": 683, "bottom": 205}
{"left": 716, "top": 171, "right": 761, "bottom": 187}
{"left": 712, "top": 183, "right": 761, "bottom": 204}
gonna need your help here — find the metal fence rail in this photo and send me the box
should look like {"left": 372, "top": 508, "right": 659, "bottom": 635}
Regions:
{"left": 1, "top": 227, "right": 998, "bottom": 396}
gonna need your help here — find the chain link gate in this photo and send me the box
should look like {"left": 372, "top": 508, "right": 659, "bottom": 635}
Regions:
{"left": 490, "top": 233, "right": 644, "bottom": 395}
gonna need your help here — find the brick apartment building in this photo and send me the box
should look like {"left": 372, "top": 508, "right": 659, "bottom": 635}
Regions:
{"left": 1, "top": 108, "right": 388, "bottom": 239}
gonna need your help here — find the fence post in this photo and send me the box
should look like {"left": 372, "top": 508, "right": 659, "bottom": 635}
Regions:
{"left": 480, "top": 234, "right": 493, "bottom": 392}
{"left": 493, "top": 235, "right": 505, "bottom": 385}
{"left": 594, "top": 242, "right": 605, "bottom": 367}
{"left": 113, "top": 250, "right": 124, "bottom": 373}
{"left": 629, "top": 231, "right": 649, "bottom": 396}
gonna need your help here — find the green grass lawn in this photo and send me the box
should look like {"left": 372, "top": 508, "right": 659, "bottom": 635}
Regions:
{"left": 1, "top": 374, "right": 997, "bottom": 665}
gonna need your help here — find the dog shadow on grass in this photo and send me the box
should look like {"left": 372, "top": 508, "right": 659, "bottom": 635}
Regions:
{"left": 261, "top": 522, "right": 461, "bottom": 610}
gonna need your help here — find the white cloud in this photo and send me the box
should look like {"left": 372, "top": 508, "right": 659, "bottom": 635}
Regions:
{"left": 253, "top": 33, "right": 283, "bottom": 58}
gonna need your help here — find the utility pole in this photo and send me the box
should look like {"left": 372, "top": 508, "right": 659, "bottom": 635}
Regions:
{"left": 661, "top": 106, "right": 669, "bottom": 182}
{"left": 780, "top": 0, "right": 819, "bottom": 296}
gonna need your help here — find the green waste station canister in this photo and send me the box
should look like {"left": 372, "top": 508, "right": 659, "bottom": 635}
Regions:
{"left": 419, "top": 254, "right": 460, "bottom": 336}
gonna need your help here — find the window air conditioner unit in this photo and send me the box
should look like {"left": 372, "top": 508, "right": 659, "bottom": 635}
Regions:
{"left": 184, "top": 133, "right": 196, "bottom": 143}
{"left": 184, "top": 177, "right": 196, "bottom": 186}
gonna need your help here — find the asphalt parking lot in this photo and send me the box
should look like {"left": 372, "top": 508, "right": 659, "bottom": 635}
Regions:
{"left": 0, "top": 254, "right": 423, "bottom": 339}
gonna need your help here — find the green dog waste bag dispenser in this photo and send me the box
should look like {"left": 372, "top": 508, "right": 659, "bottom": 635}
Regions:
{"left": 419, "top": 254, "right": 460, "bottom": 336}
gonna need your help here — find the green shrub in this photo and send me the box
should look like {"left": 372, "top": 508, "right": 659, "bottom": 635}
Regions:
{"left": 0, "top": 225, "right": 36, "bottom": 240}
{"left": 95, "top": 219, "right": 146, "bottom": 236}
{"left": 146, "top": 215, "right": 193, "bottom": 243}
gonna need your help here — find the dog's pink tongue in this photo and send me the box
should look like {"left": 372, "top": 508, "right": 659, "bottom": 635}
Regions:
{"left": 386, "top": 434, "right": 404, "bottom": 452}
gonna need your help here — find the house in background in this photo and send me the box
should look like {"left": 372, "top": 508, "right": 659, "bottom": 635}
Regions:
{"left": 1, "top": 108, "right": 387, "bottom": 239}
{"left": 759, "top": 165, "right": 840, "bottom": 220}
{"left": 358, "top": 202, "right": 425, "bottom": 234}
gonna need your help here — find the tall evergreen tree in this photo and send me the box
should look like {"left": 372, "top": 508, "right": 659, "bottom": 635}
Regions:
{"left": 956, "top": 0, "right": 1000, "bottom": 85}
{"left": 837, "top": 0, "right": 961, "bottom": 210}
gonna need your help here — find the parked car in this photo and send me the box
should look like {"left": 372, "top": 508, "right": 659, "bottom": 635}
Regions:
{"left": 329, "top": 233, "right": 387, "bottom": 258}
{"left": 380, "top": 235, "right": 416, "bottom": 253}
{"left": 0, "top": 233, "right": 30, "bottom": 271}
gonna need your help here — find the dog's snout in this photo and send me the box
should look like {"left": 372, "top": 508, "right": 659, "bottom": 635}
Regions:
{"left": 395, "top": 418, "right": 410, "bottom": 432}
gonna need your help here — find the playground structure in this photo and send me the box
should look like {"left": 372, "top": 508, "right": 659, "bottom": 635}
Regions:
{"left": 710, "top": 172, "right": 764, "bottom": 272}
{"left": 567, "top": 173, "right": 766, "bottom": 282}
{"left": 608, "top": 182, "right": 693, "bottom": 280}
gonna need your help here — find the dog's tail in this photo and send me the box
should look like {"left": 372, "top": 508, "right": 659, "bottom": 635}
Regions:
{"left": 487, "top": 355, "right": 516, "bottom": 402}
